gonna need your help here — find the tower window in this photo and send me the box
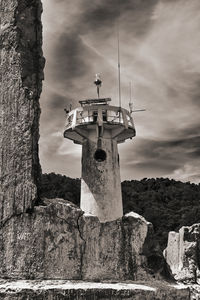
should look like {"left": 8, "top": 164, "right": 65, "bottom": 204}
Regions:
{"left": 94, "top": 149, "right": 107, "bottom": 162}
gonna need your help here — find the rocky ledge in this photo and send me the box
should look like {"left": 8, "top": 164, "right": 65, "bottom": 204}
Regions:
{"left": 0, "top": 280, "right": 190, "bottom": 300}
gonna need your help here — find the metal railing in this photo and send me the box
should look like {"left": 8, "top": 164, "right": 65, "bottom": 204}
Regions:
{"left": 65, "top": 107, "right": 134, "bottom": 129}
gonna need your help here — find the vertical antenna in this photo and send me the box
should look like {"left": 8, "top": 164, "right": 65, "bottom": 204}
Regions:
{"left": 117, "top": 0, "right": 121, "bottom": 108}
{"left": 117, "top": 26, "right": 121, "bottom": 107}
{"left": 129, "top": 81, "right": 132, "bottom": 103}
{"left": 129, "top": 81, "right": 134, "bottom": 113}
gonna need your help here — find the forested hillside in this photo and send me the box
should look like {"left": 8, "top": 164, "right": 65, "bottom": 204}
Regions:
{"left": 122, "top": 178, "right": 200, "bottom": 249}
{"left": 39, "top": 173, "right": 80, "bottom": 206}
{"left": 39, "top": 173, "right": 200, "bottom": 249}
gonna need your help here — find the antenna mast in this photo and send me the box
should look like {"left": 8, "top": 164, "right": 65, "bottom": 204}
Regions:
{"left": 117, "top": 24, "right": 121, "bottom": 108}
{"left": 117, "top": 0, "right": 121, "bottom": 108}
{"left": 129, "top": 81, "right": 132, "bottom": 103}
{"left": 129, "top": 81, "right": 134, "bottom": 113}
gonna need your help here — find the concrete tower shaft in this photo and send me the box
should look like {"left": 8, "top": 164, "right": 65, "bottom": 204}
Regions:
{"left": 64, "top": 98, "right": 135, "bottom": 222}
{"left": 81, "top": 135, "right": 122, "bottom": 222}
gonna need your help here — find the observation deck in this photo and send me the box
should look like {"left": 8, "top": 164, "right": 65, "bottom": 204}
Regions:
{"left": 64, "top": 98, "right": 136, "bottom": 144}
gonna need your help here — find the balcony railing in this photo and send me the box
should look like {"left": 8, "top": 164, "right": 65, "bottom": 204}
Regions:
{"left": 65, "top": 106, "right": 134, "bottom": 130}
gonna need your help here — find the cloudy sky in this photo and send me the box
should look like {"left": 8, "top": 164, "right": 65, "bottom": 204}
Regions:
{"left": 39, "top": 0, "right": 200, "bottom": 183}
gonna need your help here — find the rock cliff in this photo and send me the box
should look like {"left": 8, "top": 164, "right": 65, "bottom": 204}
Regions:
{"left": 164, "top": 223, "right": 200, "bottom": 284}
{"left": 0, "top": 0, "right": 45, "bottom": 221}
{"left": 164, "top": 223, "right": 200, "bottom": 299}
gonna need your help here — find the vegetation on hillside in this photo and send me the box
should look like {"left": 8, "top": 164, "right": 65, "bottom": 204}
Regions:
{"left": 39, "top": 173, "right": 200, "bottom": 250}
{"left": 122, "top": 178, "right": 200, "bottom": 249}
{"left": 39, "top": 173, "right": 80, "bottom": 206}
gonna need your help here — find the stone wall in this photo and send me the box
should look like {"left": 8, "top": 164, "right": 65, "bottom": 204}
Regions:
{"left": 0, "top": 0, "right": 44, "bottom": 221}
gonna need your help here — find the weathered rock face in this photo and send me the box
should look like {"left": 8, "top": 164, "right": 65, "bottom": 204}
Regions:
{"left": 0, "top": 199, "right": 170, "bottom": 281}
{"left": 0, "top": 199, "right": 83, "bottom": 279}
{"left": 0, "top": 0, "right": 45, "bottom": 221}
{"left": 164, "top": 224, "right": 200, "bottom": 284}
{"left": 81, "top": 211, "right": 170, "bottom": 281}
{"left": 0, "top": 280, "right": 190, "bottom": 300}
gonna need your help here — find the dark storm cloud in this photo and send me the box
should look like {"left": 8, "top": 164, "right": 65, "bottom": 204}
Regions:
{"left": 79, "top": 0, "right": 158, "bottom": 36}
{"left": 134, "top": 135, "right": 200, "bottom": 162}
{"left": 80, "top": 1, "right": 119, "bottom": 28}
{"left": 47, "top": 93, "right": 68, "bottom": 110}
{"left": 53, "top": 33, "right": 86, "bottom": 77}
{"left": 43, "top": 0, "right": 162, "bottom": 119}
{"left": 178, "top": 123, "right": 200, "bottom": 139}
{"left": 190, "top": 79, "right": 200, "bottom": 107}
{"left": 49, "top": 0, "right": 159, "bottom": 89}
{"left": 121, "top": 133, "right": 200, "bottom": 180}
{"left": 51, "top": 33, "right": 89, "bottom": 85}
{"left": 45, "top": 93, "right": 78, "bottom": 122}
{"left": 134, "top": 160, "right": 180, "bottom": 174}
{"left": 51, "top": 0, "right": 159, "bottom": 34}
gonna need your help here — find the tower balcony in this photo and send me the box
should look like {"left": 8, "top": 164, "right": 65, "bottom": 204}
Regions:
{"left": 64, "top": 98, "right": 136, "bottom": 145}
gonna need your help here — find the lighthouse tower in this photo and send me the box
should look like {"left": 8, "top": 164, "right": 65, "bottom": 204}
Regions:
{"left": 64, "top": 86, "right": 135, "bottom": 222}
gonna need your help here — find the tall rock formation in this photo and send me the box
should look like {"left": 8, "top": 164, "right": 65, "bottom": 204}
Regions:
{"left": 164, "top": 224, "right": 200, "bottom": 299}
{"left": 0, "top": 0, "right": 45, "bottom": 221}
{"left": 164, "top": 224, "right": 200, "bottom": 284}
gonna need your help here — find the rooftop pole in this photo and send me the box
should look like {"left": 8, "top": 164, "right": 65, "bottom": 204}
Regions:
{"left": 117, "top": 4, "right": 121, "bottom": 108}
